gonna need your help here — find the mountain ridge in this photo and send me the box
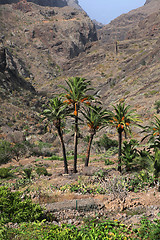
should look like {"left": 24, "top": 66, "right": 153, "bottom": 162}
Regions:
{"left": 0, "top": 0, "right": 82, "bottom": 9}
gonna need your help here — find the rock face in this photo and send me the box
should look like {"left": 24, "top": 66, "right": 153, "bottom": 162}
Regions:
{"left": 0, "top": 2, "right": 97, "bottom": 91}
{"left": 0, "top": 42, "right": 35, "bottom": 93}
{"left": 98, "top": 0, "right": 160, "bottom": 43}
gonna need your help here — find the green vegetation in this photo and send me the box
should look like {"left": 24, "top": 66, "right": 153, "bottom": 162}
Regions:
{"left": 36, "top": 167, "right": 51, "bottom": 177}
{"left": 0, "top": 140, "right": 12, "bottom": 165}
{"left": 0, "top": 75, "right": 160, "bottom": 239}
{"left": 23, "top": 168, "right": 32, "bottom": 180}
{"left": 0, "top": 217, "right": 159, "bottom": 240}
{"left": 107, "top": 101, "right": 141, "bottom": 172}
{"left": 42, "top": 97, "right": 69, "bottom": 174}
{"left": 81, "top": 105, "right": 110, "bottom": 166}
{"left": 0, "top": 187, "right": 44, "bottom": 224}
{"left": 95, "top": 134, "right": 118, "bottom": 151}
{"left": 0, "top": 168, "right": 12, "bottom": 179}
{"left": 121, "top": 139, "right": 139, "bottom": 171}
{"left": 60, "top": 77, "right": 94, "bottom": 173}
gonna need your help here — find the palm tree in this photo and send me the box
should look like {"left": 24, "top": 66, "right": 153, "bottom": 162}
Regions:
{"left": 81, "top": 105, "right": 110, "bottom": 167}
{"left": 141, "top": 116, "right": 160, "bottom": 150}
{"left": 141, "top": 116, "right": 160, "bottom": 182}
{"left": 60, "top": 77, "right": 93, "bottom": 173}
{"left": 42, "top": 97, "right": 69, "bottom": 174}
{"left": 108, "top": 102, "right": 141, "bottom": 172}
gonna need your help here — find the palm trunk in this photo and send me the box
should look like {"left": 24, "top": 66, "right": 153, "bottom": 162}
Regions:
{"left": 85, "top": 133, "right": 94, "bottom": 167}
{"left": 118, "top": 130, "right": 122, "bottom": 172}
{"left": 57, "top": 127, "right": 68, "bottom": 174}
{"left": 74, "top": 115, "right": 78, "bottom": 173}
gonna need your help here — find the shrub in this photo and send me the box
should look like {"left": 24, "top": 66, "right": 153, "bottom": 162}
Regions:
{"left": 11, "top": 142, "right": 27, "bottom": 161}
{"left": 0, "top": 186, "right": 44, "bottom": 224}
{"left": 121, "top": 139, "right": 139, "bottom": 171}
{"left": 23, "top": 168, "right": 32, "bottom": 179}
{"left": 153, "top": 148, "right": 160, "bottom": 180}
{"left": 138, "top": 217, "right": 160, "bottom": 240}
{"left": 95, "top": 134, "right": 118, "bottom": 151}
{"left": 36, "top": 167, "right": 51, "bottom": 176}
{"left": 0, "top": 168, "right": 11, "bottom": 179}
{"left": 0, "top": 140, "right": 12, "bottom": 165}
{"left": 104, "top": 158, "right": 114, "bottom": 165}
{"left": 135, "top": 148, "right": 153, "bottom": 171}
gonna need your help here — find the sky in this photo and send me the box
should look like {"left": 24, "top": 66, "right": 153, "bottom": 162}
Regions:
{"left": 78, "top": 0, "right": 146, "bottom": 24}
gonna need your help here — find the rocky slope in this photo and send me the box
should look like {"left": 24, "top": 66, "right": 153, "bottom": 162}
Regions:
{"left": 98, "top": 0, "right": 160, "bottom": 42}
{"left": 0, "top": 0, "right": 159, "bottom": 149}
{"left": 0, "top": 1, "right": 97, "bottom": 93}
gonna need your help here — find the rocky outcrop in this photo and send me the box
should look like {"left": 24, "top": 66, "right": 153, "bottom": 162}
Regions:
{"left": 66, "top": 0, "right": 82, "bottom": 10}
{"left": 0, "top": 45, "right": 35, "bottom": 94}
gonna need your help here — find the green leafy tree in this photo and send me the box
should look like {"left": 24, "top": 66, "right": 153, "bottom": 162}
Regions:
{"left": 60, "top": 77, "right": 93, "bottom": 173}
{"left": 42, "top": 97, "right": 69, "bottom": 174}
{"left": 108, "top": 102, "right": 141, "bottom": 172}
{"left": 81, "top": 105, "right": 110, "bottom": 167}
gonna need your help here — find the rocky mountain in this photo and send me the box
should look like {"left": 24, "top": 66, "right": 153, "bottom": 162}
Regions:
{"left": 0, "top": 0, "right": 159, "bottom": 149}
{"left": 98, "top": 0, "right": 160, "bottom": 42}
{"left": 0, "top": 0, "right": 82, "bottom": 9}
{"left": 0, "top": 0, "right": 97, "bottom": 93}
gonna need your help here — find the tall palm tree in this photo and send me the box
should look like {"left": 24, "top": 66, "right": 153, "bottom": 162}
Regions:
{"left": 60, "top": 77, "right": 93, "bottom": 173}
{"left": 108, "top": 102, "right": 141, "bottom": 172}
{"left": 81, "top": 105, "right": 110, "bottom": 167}
{"left": 42, "top": 97, "right": 69, "bottom": 174}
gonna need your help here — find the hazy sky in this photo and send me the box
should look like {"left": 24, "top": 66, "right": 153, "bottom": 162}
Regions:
{"left": 78, "top": 0, "right": 146, "bottom": 24}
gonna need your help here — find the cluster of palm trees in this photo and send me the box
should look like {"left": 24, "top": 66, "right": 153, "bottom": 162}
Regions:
{"left": 42, "top": 77, "right": 159, "bottom": 174}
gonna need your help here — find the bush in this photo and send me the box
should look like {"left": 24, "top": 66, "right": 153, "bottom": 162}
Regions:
{"left": 95, "top": 134, "right": 118, "bottom": 152}
{"left": 0, "top": 186, "right": 44, "bottom": 224}
{"left": 135, "top": 148, "right": 153, "bottom": 171}
{"left": 36, "top": 167, "right": 51, "bottom": 176}
{"left": 23, "top": 168, "right": 32, "bottom": 179}
{"left": 0, "top": 168, "right": 11, "bottom": 179}
{"left": 0, "top": 140, "right": 12, "bottom": 165}
{"left": 11, "top": 142, "right": 27, "bottom": 162}
{"left": 121, "top": 139, "right": 139, "bottom": 171}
